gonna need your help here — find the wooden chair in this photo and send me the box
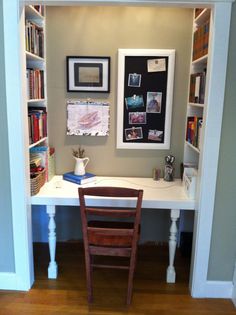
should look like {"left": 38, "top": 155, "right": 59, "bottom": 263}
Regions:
{"left": 78, "top": 186, "right": 143, "bottom": 305}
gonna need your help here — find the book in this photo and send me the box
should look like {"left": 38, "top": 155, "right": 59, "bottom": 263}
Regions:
{"left": 63, "top": 172, "right": 96, "bottom": 185}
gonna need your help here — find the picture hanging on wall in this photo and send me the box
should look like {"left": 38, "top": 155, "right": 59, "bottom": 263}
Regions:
{"left": 116, "top": 49, "right": 175, "bottom": 149}
{"left": 67, "top": 100, "right": 110, "bottom": 136}
{"left": 67, "top": 56, "right": 110, "bottom": 93}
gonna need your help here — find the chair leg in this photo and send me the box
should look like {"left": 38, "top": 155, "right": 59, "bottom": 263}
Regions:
{"left": 84, "top": 251, "right": 93, "bottom": 303}
{"left": 127, "top": 251, "right": 137, "bottom": 305}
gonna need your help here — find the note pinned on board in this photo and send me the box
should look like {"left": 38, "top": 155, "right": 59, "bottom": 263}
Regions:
{"left": 147, "top": 58, "right": 166, "bottom": 72}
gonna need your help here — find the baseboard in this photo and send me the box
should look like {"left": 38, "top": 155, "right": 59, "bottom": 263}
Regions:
{"left": 232, "top": 283, "right": 236, "bottom": 307}
{"left": 0, "top": 272, "right": 18, "bottom": 290}
{"left": 203, "top": 281, "right": 233, "bottom": 298}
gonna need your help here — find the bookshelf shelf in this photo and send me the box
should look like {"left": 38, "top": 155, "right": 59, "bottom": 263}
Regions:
{"left": 26, "top": 51, "right": 44, "bottom": 62}
{"left": 185, "top": 141, "right": 200, "bottom": 154}
{"left": 192, "top": 54, "right": 208, "bottom": 65}
{"left": 25, "top": 5, "right": 44, "bottom": 21}
{"left": 28, "top": 99, "right": 46, "bottom": 104}
{"left": 29, "top": 137, "right": 48, "bottom": 149}
{"left": 194, "top": 8, "right": 211, "bottom": 25}
{"left": 188, "top": 102, "right": 204, "bottom": 108}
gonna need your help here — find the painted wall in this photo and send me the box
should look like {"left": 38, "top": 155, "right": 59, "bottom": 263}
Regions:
{"left": 32, "top": 6, "right": 193, "bottom": 243}
{"left": 46, "top": 6, "right": 192, "bottom": 177}
{"left": 207, "top": 2, "right": 236, "bottom": 281}
{"left": 0, "top": 1, "right": 15, "bottom": 272}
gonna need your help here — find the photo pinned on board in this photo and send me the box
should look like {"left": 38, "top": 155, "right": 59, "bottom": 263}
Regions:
{"left": 125, "top": 94, "right": 144, "bottom": 109}
{"left": 128, "top": 73, "right": 141, "bottom": 87}
{"left": 125, "top": 127, "right": 143, "bottom": 141}
{"left": 129, "top": 112, "right": 147, "bottom": 124}
{"left": 146, "top": 92, "right": 162, "bottom": 113}
{"left": 148, "top": 129, "right": 164, "bottom": 142}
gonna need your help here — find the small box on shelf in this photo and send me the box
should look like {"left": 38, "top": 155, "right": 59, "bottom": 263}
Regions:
{"left": 183, "top": 167, "right": 198, "bottom": 199}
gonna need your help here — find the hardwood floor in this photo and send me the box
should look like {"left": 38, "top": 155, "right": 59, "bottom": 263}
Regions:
{"left": 0, "top": 242, "right": 235, "bottom": 314}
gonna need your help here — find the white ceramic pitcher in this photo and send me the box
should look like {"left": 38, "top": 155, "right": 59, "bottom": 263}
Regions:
{"left": 74, "top": 157, "right": 89, "bottom": 176}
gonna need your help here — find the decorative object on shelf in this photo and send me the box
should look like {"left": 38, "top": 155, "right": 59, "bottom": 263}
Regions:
{"left": 66, "top": 56, "right": 110, "bottom": 93}
{"left": 67, "top": 100, "right": 110, "bottom": 136}
{"left": 116, "top": 49, "right": 175, "bottom": 150}
{"left": 72, "top": 146, "right": 89, "bottom": 176}
{"left": 164, "top": 155, "right": 175, "bottom": 182}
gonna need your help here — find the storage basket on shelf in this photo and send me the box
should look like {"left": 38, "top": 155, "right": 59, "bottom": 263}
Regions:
{"left": 30, "top": 169, "right": 46, "bottom": 196}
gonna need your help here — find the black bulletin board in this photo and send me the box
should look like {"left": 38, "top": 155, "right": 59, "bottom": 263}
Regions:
{"left": 117, "top": 49, "right": 175, "bottom": 150}
{"left": 123, "top": 56, "right": 168, "bottom": 144}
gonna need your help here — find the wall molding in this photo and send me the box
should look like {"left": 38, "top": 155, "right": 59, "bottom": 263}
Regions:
{"left": 0, "top": 272, "right": 18, "bottom": 290}
{"left": 202, "top": 281, "right": 233, "bottom": 298}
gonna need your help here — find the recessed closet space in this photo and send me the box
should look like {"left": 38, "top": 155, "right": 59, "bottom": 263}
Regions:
{"left": 32, "top": 5, "right": 194, "bottom": 245}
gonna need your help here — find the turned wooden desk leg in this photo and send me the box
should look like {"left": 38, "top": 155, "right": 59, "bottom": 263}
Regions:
{"left": 167, "top": 209, "right": 180, "bottom": 283}
{"left": 46, "top": 205, "right": 58, "bottom": 279}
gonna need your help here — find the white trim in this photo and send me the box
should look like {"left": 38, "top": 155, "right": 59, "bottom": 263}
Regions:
{"left": 189, "top": 2, "right": 232, "bottom": 297}
{"left": 232, "top": 285, "right": 236, "bottom": 307}
{"left": 194, "top": 281, "right": 233, "bottom": 299}
{"left": 192, "top": 281, "right": 233, "bottom": 299}
{"left": 7, "top": 0, "right": 231, "bottom": 295}
{"left": 24, "top": 0, "right": 234, "bottom": 6}
{"left": 3, "top": 0, "right": 34, "bottom": 290}
{"left": 0, "top": 273, "right": 18, "bottom": 291}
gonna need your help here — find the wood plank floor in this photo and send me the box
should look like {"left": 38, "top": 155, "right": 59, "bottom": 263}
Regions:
{"left": 0, "top": 242, "right": 235, "bottom": 315}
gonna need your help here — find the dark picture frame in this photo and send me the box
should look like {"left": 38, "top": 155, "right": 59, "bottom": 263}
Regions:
{"left": 66, "top": 56, "right": 110, "bottom": 93}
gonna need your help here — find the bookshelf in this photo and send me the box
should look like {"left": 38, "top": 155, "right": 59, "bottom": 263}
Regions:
{"left": 183, "top": 8, "right": 211, "bottom": 170}
{"left": 24, "top": 5, "right": 48, "bottom": 194}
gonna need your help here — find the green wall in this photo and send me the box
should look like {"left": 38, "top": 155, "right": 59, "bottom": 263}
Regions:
{"left": 208, "top": 2, "right": 236, "bottom": 281}
{"left": 0, "top": 1, "right": 15, "bottom": 272}
{"left": 46, "top": 6, "right": 192, "bottom": 177}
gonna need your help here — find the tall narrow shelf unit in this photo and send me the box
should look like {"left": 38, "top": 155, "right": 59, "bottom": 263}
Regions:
{"left": 24, "top": 5, "right": 48, "bottom": 194}
{"left": 184, "top": 8, "right": 211, "bottom": 176}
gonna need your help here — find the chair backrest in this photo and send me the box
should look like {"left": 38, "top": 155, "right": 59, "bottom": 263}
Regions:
{"left": 78, "top": 186, "right": 143, "bottom": 249}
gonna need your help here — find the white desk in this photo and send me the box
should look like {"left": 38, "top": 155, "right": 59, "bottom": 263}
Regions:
{"left": 31, "top": 175, "right": 195, "bottom": 283}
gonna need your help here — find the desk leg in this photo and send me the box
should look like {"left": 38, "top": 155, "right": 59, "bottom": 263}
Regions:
{"left": 167, "top": 209, "right": 180, "bottom": 283}
{"left": 46, "top": 205, "right": 58, "bottom": 279}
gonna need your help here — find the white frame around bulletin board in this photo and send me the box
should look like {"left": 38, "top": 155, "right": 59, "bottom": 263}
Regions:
{"left": 116, "top": 48, "right": 175, "bottom": 149}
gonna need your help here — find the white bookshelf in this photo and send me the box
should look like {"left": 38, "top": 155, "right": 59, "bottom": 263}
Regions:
{"left": 25, "top": 5, "right": 47, "bottom": 150}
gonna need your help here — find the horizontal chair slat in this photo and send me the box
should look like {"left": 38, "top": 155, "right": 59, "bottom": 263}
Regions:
{"left": 89, "top": 245, "right": 131, "bottom": 257}
{"left": 82, "top": 186, "right": 142, "bottom": 197}
{"left": 91, "top": 264, "right": 129, "bottom": 270}
{"left": 88, "top": 227, "right": 134, "bottom": 236}
{"left": 86, "top": 207, "right": 136, "bottom": 217}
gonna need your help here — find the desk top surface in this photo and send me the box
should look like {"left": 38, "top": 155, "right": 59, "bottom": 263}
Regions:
{"left": 31, "top": 176, "right": 195, "bottom": 210}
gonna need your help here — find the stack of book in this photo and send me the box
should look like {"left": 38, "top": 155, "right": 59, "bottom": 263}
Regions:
{"left": 28, "top": 108, "right": 47, "bottom": 144}
{"left": 192, "top": 19, "right": 210, "bottom": 61}
{"left": 25, "top": 20, "right": 44, "bottom": 58}
{"left": 189, "top": 71, "right": 206, "bottom": 104}
{"left": 186, "top": 116, "right": 203, "bottom": 149}
{"left": 63, "top": 172, "right": 96, "bottom": 185}
{"left": 26, "top": 68, "right": 44, "bottom": 100}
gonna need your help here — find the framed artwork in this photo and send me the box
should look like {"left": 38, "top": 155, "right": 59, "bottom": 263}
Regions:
{"left": 66, "top": 56, "right": 110, "bottom": 93}
{"left": 67, "top": 100, "right": 110, "bottom": 136}
{"left": 116, "top": 49, "right": 175, "bottom": 149}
